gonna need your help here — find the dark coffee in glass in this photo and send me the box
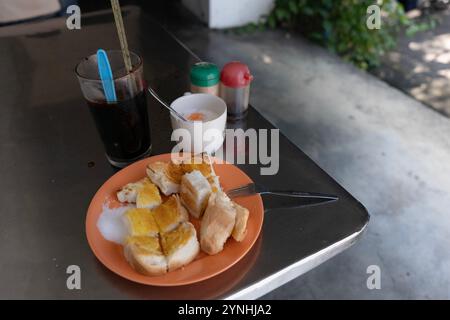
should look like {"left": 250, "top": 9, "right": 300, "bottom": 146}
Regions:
{"left": 76, "top": 50, "right": 151, "bottom": 167}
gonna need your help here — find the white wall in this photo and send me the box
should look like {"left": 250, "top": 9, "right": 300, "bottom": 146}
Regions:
{"left": 182, "top": 0, "right": 274, "bottom": 29}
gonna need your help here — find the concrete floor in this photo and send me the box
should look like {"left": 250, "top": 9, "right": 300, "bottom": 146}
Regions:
{"left": 373, "top": 7, "right": 450, "bottom": 117}
{"left": 166, "top": 18, "right": 450, "bottom": 299}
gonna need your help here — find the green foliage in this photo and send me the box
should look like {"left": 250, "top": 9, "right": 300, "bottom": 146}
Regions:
{"left": 405, "top": 16, "right": 437, "bottom": 37}
{"left": 262, "top": 0, "right": 411, "bottom": 70}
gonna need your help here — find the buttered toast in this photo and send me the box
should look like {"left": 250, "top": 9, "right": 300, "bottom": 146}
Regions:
{"left": 124, "top": 221, "right": 199, "bottom": 276}
{"left": 112, "top": 155, "right": 252, "bottom": 276}
{"left": 123, "top": 208, "right": 159, "bottom": 237}
{"left": 122, "top": 197, "right": 198, "bottom": 276}
{"left": 153, "top": 195, "right": 188, "bottom": 233}
{"left": 200, "top": 191, "right": 237, "bottom": 255}
{"left": 146, "top": 154, "right": 220, "bottom": 196}
{"left": 180, "top": 170, "right": 212, "bottom": 218}
{"left": 146, "top": 162, "right": 183, "bottom": 196}
{"left": 231, "top": 202, "right": 249, "bottom": 242}
{"left": 124, "top": 236, "right": 168, "bottom": 276}
{"left": 160, "top": 222, "right": 199, "bottom": 271}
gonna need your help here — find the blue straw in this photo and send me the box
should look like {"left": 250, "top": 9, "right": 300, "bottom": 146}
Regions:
{"left": 97, "top": 49, "right": 117, "bottom": 103}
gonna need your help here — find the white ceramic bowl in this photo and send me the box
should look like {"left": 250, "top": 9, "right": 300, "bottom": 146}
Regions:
{"left": 169, "top": 93, "right": 227, "bottom": 154}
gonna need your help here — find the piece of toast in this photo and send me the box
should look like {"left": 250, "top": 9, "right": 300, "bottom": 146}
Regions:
{"left": 117, "top": 178, "right": 148, "bottom": 203}
{"left": 136, "top": 180, "right": 162, "bottom": 209}
{"left": 231, "top": 202, "right": 249, "bottom": 242}
{"left": 153, "top": 195, "right": 188, "bottom": 233}
{"left": 200, "top": 191, "right": 236, "bottom": 255}
{"left": 180, "top": 170, "right": 212, "bottom": 218}
{"left": 124, "top": 236, "right": 167, "bottom": 276}
{"left": 181, "top": 153, "right": 221, "bottom": 192}
{"left": 122, "top": 208, "right": 159, "bottom": 237}
{"left": 160, "top": 222, "right": 199, "bottom": 272}
{"left": 146, "top": 162, "right": 181, "bottom": 196}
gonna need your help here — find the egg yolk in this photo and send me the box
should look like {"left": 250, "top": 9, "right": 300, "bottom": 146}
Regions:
{"left": 187, "top": 112, "right": 204, "bottom": 121}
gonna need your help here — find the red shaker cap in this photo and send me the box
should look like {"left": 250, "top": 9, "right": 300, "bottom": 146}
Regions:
{"left": 220, "top": 61, "right": 253, "bottom": 88}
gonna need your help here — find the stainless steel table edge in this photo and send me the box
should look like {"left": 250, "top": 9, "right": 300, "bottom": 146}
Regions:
{"left": 225, "top": 222, "right": 369, "bottom": 300}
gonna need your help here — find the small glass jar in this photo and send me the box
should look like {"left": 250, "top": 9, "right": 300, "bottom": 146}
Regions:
{"left": 190, "top": 62, "right": 220, "bottom": 96}
{"left": 219, "top": 61, "right": 253, "bottom": 120}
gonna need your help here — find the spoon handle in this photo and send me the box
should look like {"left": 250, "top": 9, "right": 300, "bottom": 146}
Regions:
{"left": 97, "top": 49, "right": 117, "bottom": 103}
{"left": 147, "top": 87, "right": 188, "bottom": 121}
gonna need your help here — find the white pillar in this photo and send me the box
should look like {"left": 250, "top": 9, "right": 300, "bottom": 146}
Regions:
{"left": 182, "top": 0, "right": 275, "bottom": 29}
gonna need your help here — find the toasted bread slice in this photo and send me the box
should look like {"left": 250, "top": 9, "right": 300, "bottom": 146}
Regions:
{"left": 181, "top": 154, "right": 213, "bottom": 177}
{"left": 231, "top": 202, "right": 249, "bottom": 242}
{"left": 122, "top": 208, "right": 159, "bottom": 237}
{"left": 200, "top": 191, "right": 237, "bottom": 255}
{"left": 181, "top": 153, "right": 221, "bottom": 192}
{"left": 124, "top": 236, "right": 167, "bottom": 276}
{"left": 146, "top": 162, "right": 182, "bottom": 195}
{"left": 160, "top": 222, "right": 199, "bottom": 272}
{"left": 201, "top": 153, "right": 221, "bottom": 192}
{"left": 136, "top": 180, "right": 162, "bottom": 209}
{"left": 180, "top": 170, "right": 212, "bottom": 218}
{"left": 117, "top": 178, "right": 148, "bottom": 203}
{"left": 153, "top": 195, "right": 188, "bottom": 233}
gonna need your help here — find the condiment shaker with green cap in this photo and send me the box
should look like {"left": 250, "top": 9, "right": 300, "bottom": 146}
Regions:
{"left": 190, "top": 62, "right": 220, "bottom": 96}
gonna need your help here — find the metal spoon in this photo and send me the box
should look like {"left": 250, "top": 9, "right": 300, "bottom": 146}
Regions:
{"left": 147, "top": 87, "right": 189, "bottom": 122}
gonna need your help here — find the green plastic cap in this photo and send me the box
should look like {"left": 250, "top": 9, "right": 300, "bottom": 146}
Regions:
{"left": 190, "top": 62, "right": 220, "bottom": 87}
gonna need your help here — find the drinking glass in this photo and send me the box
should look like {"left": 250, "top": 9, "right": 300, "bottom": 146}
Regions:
{"left": 75, "top": 50, "right": 151, "bottom": 167}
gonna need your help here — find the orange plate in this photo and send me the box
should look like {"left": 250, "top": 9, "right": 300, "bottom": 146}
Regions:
{"left": 85, "top": 153, "right": 264, "bottom": 286}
